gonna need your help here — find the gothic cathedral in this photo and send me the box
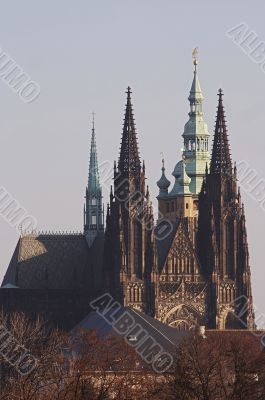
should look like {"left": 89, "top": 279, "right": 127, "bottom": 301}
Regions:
{"left": 2, "top": 57, "right": 255, "bottom": 332}
{"left": 103, "top": 59, "right": 255, "bottom": 330}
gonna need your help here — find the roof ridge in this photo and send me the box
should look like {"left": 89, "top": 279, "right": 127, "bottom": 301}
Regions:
{"left": 21, "top": 230, "right": 84, "bottom": 238}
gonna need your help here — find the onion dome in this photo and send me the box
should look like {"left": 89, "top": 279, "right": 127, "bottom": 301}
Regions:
{"left": 157, "top": 159, "right": 171, "bottom": 197}
{"left": 172, "top": 160, "right": 184, "bottom": 179}
{"left": 170, "top": 158, "right": 191, "bottom": 195}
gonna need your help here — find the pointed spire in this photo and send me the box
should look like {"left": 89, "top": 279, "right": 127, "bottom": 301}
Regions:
{"left": 142, "top": 159, "right": 145, "bottom": 174}
{"left": 118, "top": 87, "right": 141, "bottom": 176}
{"left": 180, "top": 52, "right": 210, "bottom": 194}
{"left": 88, "top": 113, "right": 101, "bottom": 195}
{"left": 210, "top": 89, "right": 232, "bottom": 175}
{"left": 188, "top": 58, "right": 204, "bottom": 105}
{"left": 110, "top": 185, "right": 114, "bottom": 204}
{"left": 106, "top": 203, "right": 110, "bottom": 223}
{"left": 146, "top": 185, "right": 150, "bottom": 201}
{"left": 84, "top": 114, "right": 104, "bottom": 239}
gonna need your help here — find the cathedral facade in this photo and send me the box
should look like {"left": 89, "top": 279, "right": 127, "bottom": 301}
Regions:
{"left": 1, "top": 59, "right": 255, "bottom": 331}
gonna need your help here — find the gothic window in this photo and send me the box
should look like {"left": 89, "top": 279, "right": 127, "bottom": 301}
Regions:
{"left": 166, "top": 203, "right": 170, "bottom": 213}
{"left": 186, "top": 203, "right": 189, "bottom": 209}
{"left": 176, "top": 258, "right": 179, "bottom": 274}
{"left": 92, "top": 216, "right": 96, "bottom": 225}
{"left": 226, "top": 219, "right": 234, "bottom": 278}
{"left": 171, "top": 202, "right": 174, "bottom": 212}
{"left": 130, "top": 287, "right": 133, "bottom": 302}
{"left": 171, "top": 257, "right": 176, "bottom": 274}
{"left": 91, "top": 198, "right": 97, "bottom": 205}
{"left": 187, "top": 258, "right": 190, "bottom": 274}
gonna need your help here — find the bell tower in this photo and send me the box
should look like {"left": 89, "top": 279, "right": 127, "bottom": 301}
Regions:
{"left": 157, "top": 51, "right": 210, "bottom": 223}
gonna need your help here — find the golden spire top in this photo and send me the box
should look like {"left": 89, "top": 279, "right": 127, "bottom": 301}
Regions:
{"left": 192, "top": 47, "right": 198, "bottom": 70}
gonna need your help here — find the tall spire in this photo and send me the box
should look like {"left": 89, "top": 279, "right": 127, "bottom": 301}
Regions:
{"left": 210, "top": 89, "right": 232, "bottom": 175}
{"left": 84, "top": 114, "right": 104, "bottom": 244}
{"left": 88, "top": 112, "right": 100, "bottom": 194}
{"left": 118, "top": 87, "right": 141, "bottom": 177}
{"left": 188, "top": 55, "right": 204, "bottom": 108}
{"left": 175, "top": 51, "right": 210, "bottom": 194}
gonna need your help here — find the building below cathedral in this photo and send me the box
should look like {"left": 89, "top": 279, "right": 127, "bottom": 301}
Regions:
{"left": 0, "top": 57, "right": 255, "bottom": 332}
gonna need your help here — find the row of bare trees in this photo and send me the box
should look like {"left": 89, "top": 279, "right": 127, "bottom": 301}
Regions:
{"left": 0, "top": 312, "right": 265, "bottom": 399}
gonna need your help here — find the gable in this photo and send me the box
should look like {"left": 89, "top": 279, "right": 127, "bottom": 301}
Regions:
{"left": 160, "top": 219, "right": 202, "bottom": 276}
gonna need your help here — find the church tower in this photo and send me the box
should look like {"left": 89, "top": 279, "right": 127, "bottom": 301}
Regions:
{"left": 84, "top": 115, "right": 104, "bottom": 247}
{"left": 103, "top": 87, "right": 157, "bottom": 313}
{"left": 198, "top": 89, "right": 255, "bottom": 329}
{"left": 157, "top": 55, "right": 210, "bottom": 222}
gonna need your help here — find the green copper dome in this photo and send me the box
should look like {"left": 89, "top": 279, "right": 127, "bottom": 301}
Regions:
{"left": 172, "top": 160, "right": 183, "bottom": 178}
{"left": 170, "top": 159, "right": 191, "bottom": 195}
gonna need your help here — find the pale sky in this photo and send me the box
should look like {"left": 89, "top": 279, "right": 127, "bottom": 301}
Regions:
{"left": 0, "top": 0, "right": 265, "bottom": 321}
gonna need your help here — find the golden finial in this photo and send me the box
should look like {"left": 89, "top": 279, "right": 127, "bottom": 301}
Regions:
{"left": 160, "top": 152, "right": 165, "bottom": 169}
{"left": 192, "top": 47, "right": 198, "bottom": 70}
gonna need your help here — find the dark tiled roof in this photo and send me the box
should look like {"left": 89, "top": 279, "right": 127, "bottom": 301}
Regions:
{"left": 72, "top": 306, "right": 191, "bottom": 353}
{"left": 2, "top": 233, "right": 103, "bottom": 290}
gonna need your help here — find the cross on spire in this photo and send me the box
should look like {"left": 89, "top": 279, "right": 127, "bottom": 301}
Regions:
{"left": 210, "top": 89, "right": 232, "bottom": 175}
{"left": 118, "top": 87, "right": 141, "bottom": 177}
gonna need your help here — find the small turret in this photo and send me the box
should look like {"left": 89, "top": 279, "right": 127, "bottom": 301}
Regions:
{"left": 157, "top": 158, "right": 171, "bottom": 197}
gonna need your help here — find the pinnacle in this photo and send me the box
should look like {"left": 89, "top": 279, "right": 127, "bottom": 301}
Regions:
{"left": 210, "top": 89, "right": 232, "bottom": 175}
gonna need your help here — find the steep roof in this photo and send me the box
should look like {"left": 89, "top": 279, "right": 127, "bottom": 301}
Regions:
{"left": 155, "top": 221, "right": 178, "bottom": 272}
{"left": 2, "top": 233, "right": 103, "bottom": 290}
{"left": 72, "top": 306, "right": 191, "bottom": 353}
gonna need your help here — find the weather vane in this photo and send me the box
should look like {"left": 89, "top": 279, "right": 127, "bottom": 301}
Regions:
{"left": 160, "top": 152, "right": 165, "bottom": 168}
{"left": 192, "top": 47, "right": 198, "bottom": 68}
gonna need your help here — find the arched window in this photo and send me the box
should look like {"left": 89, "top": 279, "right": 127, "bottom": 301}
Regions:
{"left": 226, "top": 219, "right": 234, "bottom": 278}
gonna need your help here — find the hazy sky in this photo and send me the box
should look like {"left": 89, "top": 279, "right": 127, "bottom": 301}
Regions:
{"left": 0, "top": 1, "right": 265, "bottom": 321}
